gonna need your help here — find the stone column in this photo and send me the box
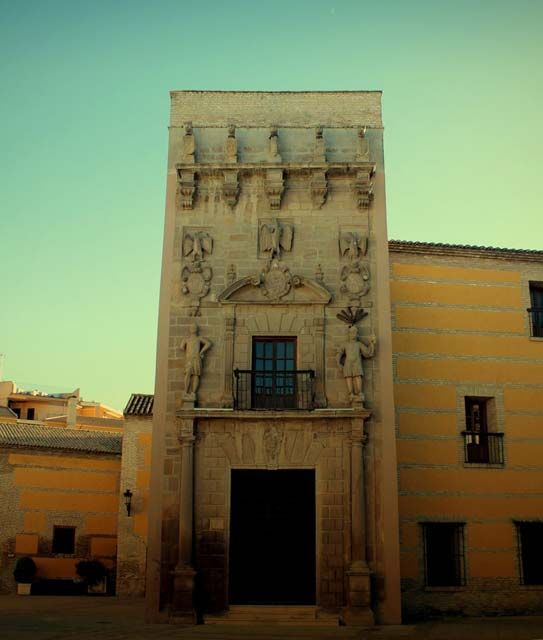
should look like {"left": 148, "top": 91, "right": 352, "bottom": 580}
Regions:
{"left": 313, "top": 315, "right": 327, "bottom": 408}
{"left": 171, "top": 418, "right": 196, "bottom": 621}
{"left": 345, "top": 418, "right": 374, "bottom": 625}
{"left": 221, "top": 316, "right": 235, "bottom": 407}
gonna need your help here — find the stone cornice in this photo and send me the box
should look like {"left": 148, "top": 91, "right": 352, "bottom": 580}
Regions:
{"left": 176, "top": 408, "right": 371, "bottom": 421}
{"left": 389, "top": 240, "right": 543, "bottom": 263}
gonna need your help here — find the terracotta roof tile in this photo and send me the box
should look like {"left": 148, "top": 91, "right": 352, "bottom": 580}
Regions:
{"left": 0, "top": 421, "right": 121, "bottom": 454}
{"left": 389, "top": 240, "right": 543, "bottom": 262}
{"left": 124, "top": 394, "right": 154, "bottom": 416}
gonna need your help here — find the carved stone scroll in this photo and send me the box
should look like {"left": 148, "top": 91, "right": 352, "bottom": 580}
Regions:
{"left": 222, "top": 170, "right": 239, "bottom": 209}
{"left": 265, "top": 168, "right": 284, "bottom": 210}
{"left": 311, "top": 169, "right": 328, "bottom": 208}
{"left": 177, "top": 169, "right": 196, "bottom": 211}
{"left": 354, "top": 169, "right": 373, "bottom": 210}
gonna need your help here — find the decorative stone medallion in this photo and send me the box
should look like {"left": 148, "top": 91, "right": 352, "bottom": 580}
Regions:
{"left": 182, "top": 261, "right": 212, "bottom": 316}
{"left": 340, "top": 261, "right": 370, "bottom": 302}
{"left": 254, "top": 260, "right": 301, "bottom": 301}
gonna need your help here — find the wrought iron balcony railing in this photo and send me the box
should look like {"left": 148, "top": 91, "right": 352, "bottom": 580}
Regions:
{"left": 528, "top": 308, "right": 543, "bottom": 338}
{"left": 233, "top": 369, "right": 315, "bottom": 410}
{"left": 462, "top": 431, "right": 504, "bottom": 465}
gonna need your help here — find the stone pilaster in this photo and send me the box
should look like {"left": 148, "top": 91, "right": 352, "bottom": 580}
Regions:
{"left": 170, "top": 418, "right": 196, "bottom": 622}
{"left": 344, "top": 418, "right": 374, "bottom": 626}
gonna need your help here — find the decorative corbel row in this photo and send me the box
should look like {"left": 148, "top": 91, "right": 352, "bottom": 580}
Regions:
{"left": 222, "top": 170, "right": 239, "bottom": 209}
{"left": 177, "top": 168, "right": 196, "bottom": 211}
{"left": 354, "top": 169, "right": 374, "bottom": 210}
{"left": 311, "top": 169, "right": 328, "bottom": 209}
{"left": 265, "top": 168, "right": 285, "bottom": 211}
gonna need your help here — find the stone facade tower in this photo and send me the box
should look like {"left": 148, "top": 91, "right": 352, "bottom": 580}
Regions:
{"left": 147, "top": 91, "right": 401, "bottom": 625}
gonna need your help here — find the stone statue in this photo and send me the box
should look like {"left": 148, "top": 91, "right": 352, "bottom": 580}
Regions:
{"left": 180, "top": 323, "right": 212, "bottom": 400}
{"left": 268, "top": 127, "right": 281, "bottom": 162}
{"left": 182, "top": 121, "right": 195, "bottom": 163}
{"left": 225, "top": 124, "right": 237, "bottom": 163}
{"left": 337, "top": 326, "right": 376, "bottom": 404}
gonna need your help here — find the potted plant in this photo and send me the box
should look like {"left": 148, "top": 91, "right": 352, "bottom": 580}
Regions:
{"left": 75, "top": 559, "right": 108, "bottom": 594}
{"left": 13, "top": 556, "right": 36, "bottom": 595}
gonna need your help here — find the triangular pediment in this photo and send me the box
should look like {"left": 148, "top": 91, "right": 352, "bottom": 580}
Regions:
{"left": 218, "top": 274, "right": 331, "bottom": 305}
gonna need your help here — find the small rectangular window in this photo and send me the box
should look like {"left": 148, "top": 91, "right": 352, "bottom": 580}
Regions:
{"left": 517, "top": 522, "right": 543, "bottom": 585}
{"left": 529, "top": 283, "right": 543, "bottom": 337}
{"left": 12, "top": 407, "right": 21, "bottom": 418}
{"left": 423, "top": 523, "right": 465, "bottom": 586}
{"left": 52, "top": 526, "right": 76, "bottom": 554}
{"left": 27, "top": 408, "right": 35, "bottom": 420}
{"left": 463, "top": 397, "right": 504, "bottom": 464}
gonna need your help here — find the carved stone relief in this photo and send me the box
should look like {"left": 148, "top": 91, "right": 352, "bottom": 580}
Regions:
{"left": 259, "top": 218, "right": 294, "bottom": 259}
{"left": 217, "top": 424, "right": 328, "bottom": 468}
{"left": 354, "top": 169, "right": 373, "bottom": 210}
{"left": 265, "top": 168, "right": 285, "bottom": 210}
{"left": 339, "top": 232, "right": 368, "bottom": 262}
{"left": 311, "top": 169, "right": 328, "bottom": 208}
{"left": 177, "top": 169, "right": 196, "bottom": 211}
{"left": 314, "top": 126, "right": 326, "bottom": 162}
{"left": 340, "top": 261, "right": 370, "bottom": 302}
{"left": 253, "top": 260, "right": 301, "bottom": 301}
{"left": 222, "top": 170, "right": 239, "bottom": 209}
{"left": 181, "top": 230, "right": 214, "bottom": 316}
{"left": 226, "top": 264, "right": 237, "bottom": 285}
{"left": 181, "top": 122, "right": 195, "bottom": 163}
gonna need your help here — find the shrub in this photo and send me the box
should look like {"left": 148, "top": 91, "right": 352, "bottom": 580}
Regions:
{"left": 75, "top": 559, "right": 107, "bottom": 587}
{"left": 13, "top": 557, "right": 37, "bottom": 583}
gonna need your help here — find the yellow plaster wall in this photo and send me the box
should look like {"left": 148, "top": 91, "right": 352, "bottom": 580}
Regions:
{"left": 391, "top": 251, "right": 543, "bottom": 597}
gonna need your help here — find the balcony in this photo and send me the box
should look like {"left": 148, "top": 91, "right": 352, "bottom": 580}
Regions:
{"left": 528, "top": 308, "right": 543, "bottom": 337}
{"left": 462, "top": 431, "right": 504, "bottom": 465}
{"left": 233, "top": 369, "right": 315, "bottom": 411}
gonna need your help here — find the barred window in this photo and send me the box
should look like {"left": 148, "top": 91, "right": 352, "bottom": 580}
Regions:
{"left": 528, "top": 283, "right": 543, "bottom": 338}
{"left": 423, "top": 523, "right": 465, "bottom": 587}
{"left": 517, "top": 522, "right": 543, "bottom": 585}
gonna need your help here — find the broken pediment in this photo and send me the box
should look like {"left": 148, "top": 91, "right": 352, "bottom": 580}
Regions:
{"left": 218, "top": 266, "right": 331, "bottom": 305}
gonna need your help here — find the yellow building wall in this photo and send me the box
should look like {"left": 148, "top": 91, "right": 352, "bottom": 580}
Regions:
{"left": 391, "top": 250, "right": 543, "bottom": 617}
{"left": 4, "top": 450, "right": 121, "bottom": 583}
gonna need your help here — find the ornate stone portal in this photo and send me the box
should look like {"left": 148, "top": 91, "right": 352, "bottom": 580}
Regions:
{"left": 149, "top": 91, "right": 401, "bottom": 628}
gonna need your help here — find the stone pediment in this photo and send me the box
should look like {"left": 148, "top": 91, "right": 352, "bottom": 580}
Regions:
{"left": 218, "top": 263, "right": 331, "bottom": 305}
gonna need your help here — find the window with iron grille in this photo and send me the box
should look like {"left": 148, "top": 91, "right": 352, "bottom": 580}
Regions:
{"left": 252, "top": 337, "right": 297, "bottom": 409}
{"left": 423, "top": 523, "right": 465, "bottom": 587}
{"left": 463, "top": 397, "right": 504, "bottom": 464}
{"left": 528, "top": 283, "right": 543, "bottom": 338}
{"left": 517, "top": 522, "right": 543, "bottom": 585}
{"left": 52, "top": 526, "right": 76, "bottom": 555}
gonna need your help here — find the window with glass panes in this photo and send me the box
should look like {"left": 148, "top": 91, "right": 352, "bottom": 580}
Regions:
{"left": 252, "top": 338, "right": 296, "bottom": 409}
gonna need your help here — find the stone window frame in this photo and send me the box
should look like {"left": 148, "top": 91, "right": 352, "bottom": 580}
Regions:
{"left": 456, "top": 385, "right": 506, "bottom": 469}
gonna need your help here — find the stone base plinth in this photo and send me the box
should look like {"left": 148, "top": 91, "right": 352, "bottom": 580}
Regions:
{"left": 170, "top": 565, "right": 196, "bottom": 623}
{"left": 344, "top": 562, "right": 374, "bottom": 626}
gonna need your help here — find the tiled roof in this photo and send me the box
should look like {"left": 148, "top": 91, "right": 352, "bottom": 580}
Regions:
{"left": 0, "top": 406, "right": 17, "bottom": 418}
{"left": 389, "top": 240, "right": 543, "bottom": 262}
{"left": 0, "top": 421, "right": 122, "bottom": 454}
{"left": 124, "top": 394, "right": 154, "bottom": 416}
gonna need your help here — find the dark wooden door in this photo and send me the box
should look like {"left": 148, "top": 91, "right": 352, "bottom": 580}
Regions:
{"left": 229, "top": 469, "right": 316, "bottom": 604}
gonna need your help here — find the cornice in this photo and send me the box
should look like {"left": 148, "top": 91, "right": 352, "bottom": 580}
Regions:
{"left": 389, "top": 240, "right": 543, "bottom": 263}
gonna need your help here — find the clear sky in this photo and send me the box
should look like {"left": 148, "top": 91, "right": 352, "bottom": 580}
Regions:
{"left": 1, "top": 0, "right": 542, "bottom": 411}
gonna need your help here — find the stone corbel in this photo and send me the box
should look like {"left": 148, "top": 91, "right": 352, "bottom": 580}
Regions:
{"left": 311, "top": 169, "right": 328, "bottom": 209}
{"left": 265, "top": 168, "right": 285, "bottom": 210}
{"left": 222, "top": 169, "right": 239, "bottom": 209}
{"left": 354, "top": 169, "right": 373, "bottom": 210}
{"left": 177, "top": 168, "right": 196, "bottom": 211}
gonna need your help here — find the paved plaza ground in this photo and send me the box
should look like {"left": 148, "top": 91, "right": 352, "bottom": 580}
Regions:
{"left": 2, "top": 596, "right": 543, "bottom": 640}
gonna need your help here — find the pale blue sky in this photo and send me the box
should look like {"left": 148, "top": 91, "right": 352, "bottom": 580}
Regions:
{"left": 1, "top": 0, "right": 542, "bottom": 410}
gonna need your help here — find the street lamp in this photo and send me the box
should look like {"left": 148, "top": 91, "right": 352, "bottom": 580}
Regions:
{"left": 123, "top": 489, "right": 133, "bottom": 517}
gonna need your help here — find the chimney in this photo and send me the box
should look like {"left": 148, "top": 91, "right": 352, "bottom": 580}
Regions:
{"left": 66, "top": 388, "right": 80, "bottom": 429}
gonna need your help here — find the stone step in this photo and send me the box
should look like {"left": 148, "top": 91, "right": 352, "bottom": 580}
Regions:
{"left": 205, "top": 605, "right": 339, "bottom": 626}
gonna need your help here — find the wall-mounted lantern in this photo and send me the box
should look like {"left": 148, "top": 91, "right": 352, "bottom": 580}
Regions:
{"left": 123, "top": 489, "right": 133, "bottom": 517}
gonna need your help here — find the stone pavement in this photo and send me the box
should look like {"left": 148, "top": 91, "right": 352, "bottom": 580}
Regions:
{"left": 2, "top": 597, "right": 543, "bottom": 640}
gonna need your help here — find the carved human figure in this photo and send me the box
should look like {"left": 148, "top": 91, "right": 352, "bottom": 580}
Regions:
{"left": 182, "top": 121, "right": 195, "bottom": 163}
{"left": 337, "top": 326, "right": 376, "bottom": 402}
{"left": 180, "top": 324, "right": 212, "bottom": 397}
